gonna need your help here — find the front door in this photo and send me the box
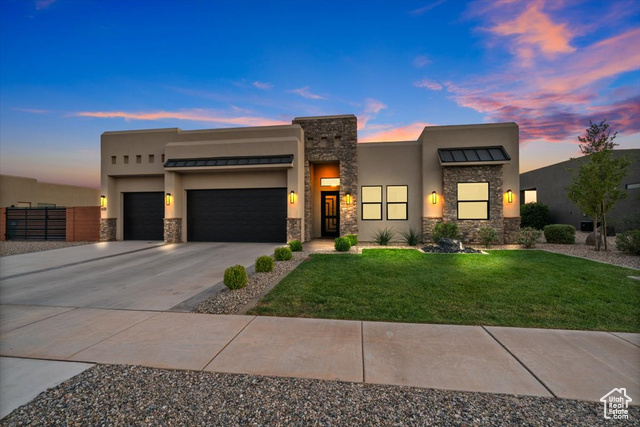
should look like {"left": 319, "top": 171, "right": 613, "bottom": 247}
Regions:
{"left": 321, "top": 191, "right": 340, "bottom": 237}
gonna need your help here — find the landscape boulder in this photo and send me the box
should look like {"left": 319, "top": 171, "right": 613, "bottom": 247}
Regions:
{"left": 438, "top": 238, "right": 464, "bottom": 252}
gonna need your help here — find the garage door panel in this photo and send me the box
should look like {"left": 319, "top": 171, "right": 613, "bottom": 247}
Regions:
{"left": 187, "top": 188, "right": 286, "bottom": 242}
{"left": 123, "top": 192, "right": 164, "bottom": 240}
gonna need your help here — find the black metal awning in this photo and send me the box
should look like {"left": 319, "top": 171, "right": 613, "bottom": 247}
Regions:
{"left": 438, "top": 146, "right": 511, "bottom": 164}
{"left": 164, "top": 154, "right": 294, "bottom": 168}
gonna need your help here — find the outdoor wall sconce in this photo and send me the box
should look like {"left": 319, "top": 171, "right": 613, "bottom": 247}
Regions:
{"left": 100, "top": 195, "right": 106, "bottom": 208}
{"left": 289, "top": 190, "right": 295, "bottom": 204}
{"left": 165, "top": 193, "right": 172, "bottom": 205}
{"left": 431, "top": 191, "right": 437, "bottom": 204}
{"left": 507, "top": 189, "right": 513, "bottom": 203}
{"left": 345, "top": 193, "right": 353, "bottom": 204}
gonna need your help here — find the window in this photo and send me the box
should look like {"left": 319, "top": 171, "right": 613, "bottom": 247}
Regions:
{"left": 321, "top": 177, "right": 340, "bottom": 187}
{"left": 124, "top": 155, "right": 129, "bottom": 164}
{"left": 361, "top": 186, "right": 382, "bottom": 220}
{"left": 149, "top": 154, "right": 155, "bottom": 163}
{"left": 457, "top": 182, "right": 489, "bottom": 220}
{"left": 136, "top": 155, "right": 142, "bottom": 164}
{"left": 524, "top": 189, "right": 537, "bottom": 203}
{"left": 111, "top": 156, "right": 116, "bottom": 164}
{"left": 386, "top": 185, "right": 408, "bottom": 220}
{"left": 161, "top": 154, "right": 165, "bottom": 163}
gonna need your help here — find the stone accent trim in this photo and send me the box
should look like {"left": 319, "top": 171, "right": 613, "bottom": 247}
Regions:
{"left": 164, "top": 218, "right": 182, "bottom": 243}
{"left": 100, "top": 218, "right": 117, "bottom": 241}
{"left": 287, "top": 218, "right": 302, "bottom": 242}
{"left": 503, "top": 217, "right": 520, "bottom": 244}
{"left": 422, "top": 217, "right": 442, "bottom": 244}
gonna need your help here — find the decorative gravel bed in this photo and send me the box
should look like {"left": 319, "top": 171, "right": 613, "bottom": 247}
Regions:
{"left": 192, "top": 251, "right": 308, "bottom": 315}
{"left": 2, "top": 364, "right": 624, "bottom": 427}
{"left": 0, "top": 241, "right": 94, "bottom": 257}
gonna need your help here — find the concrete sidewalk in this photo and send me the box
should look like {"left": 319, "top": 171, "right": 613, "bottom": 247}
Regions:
{"left": 1, "top": 304, "right": 638, "bottom": 417}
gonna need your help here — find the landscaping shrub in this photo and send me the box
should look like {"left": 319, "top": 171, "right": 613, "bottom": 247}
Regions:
{"left": 373, "top": 227, "right": 395, "bottom": 246}
{"left": 255, "top": 255, "right": 274, "bottom": 273}
{"left": 518, "top": 227, "right": 543, "bottom": 249}
{"left": 399, "top": 227, "right": 421, "bottom": 246}
{"left": 334, "top": 237, "right": 351, "bottom": 252}
{"left": 478, "top": 226, "right": 498, "bottom": 248}
{"left": 520, "top": 202, "right": 551, "bottom": 230}
{"left": 288, "top": 240, "right": 303, "bottom": 252}
{"left": 346, "top": 234, "right": 358, "bottom": 246}
{"left": 274, "top": 247, "right": 293, "bottom": 261}
{"left": 223, "top": 265, "right": 248, "bottom": 290}
{"left": 431, "top": 222, "right": 460, "bottom": 243}
{"left": 616, "top": 229, "right": 640, "bottom": 255}
{"left": 544, "top": 224, "right": 576, "bottom": 244}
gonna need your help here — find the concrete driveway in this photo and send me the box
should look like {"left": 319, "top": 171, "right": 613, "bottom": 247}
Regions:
{"left": 0, "top": 242, "right": 280, "bottom": 311}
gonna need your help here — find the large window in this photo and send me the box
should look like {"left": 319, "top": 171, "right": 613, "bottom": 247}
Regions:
{"left": 361, "top": 186, "right": 382, "bottom": 220}
{"left": 386, "top": 185, "right": 408, "bottom": 220}
{"left": 458, "top": 182, "right": 489, "bottom": 220}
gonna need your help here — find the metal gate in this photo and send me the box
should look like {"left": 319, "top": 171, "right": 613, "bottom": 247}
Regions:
{"left": 5, "top": 207, "right": 66, "bottom": 241}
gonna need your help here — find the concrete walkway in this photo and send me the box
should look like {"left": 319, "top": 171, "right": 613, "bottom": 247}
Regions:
{"left": 1, "top": 304, "right": 638, "bottom": 417}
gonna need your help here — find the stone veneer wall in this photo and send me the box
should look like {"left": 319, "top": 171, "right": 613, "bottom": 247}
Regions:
{"left": 503, "top": 217, "right": 520, "bottom": 244}
{"left": 100, "top": 218, "right": 117, "bottom": 241}
{"left": 442, "top": 165, "right": 504, "bottom": 244}
{"left": 292, "top": 116, "right": 358, "bottom": 241}
{"left": 422, "top": 217, "right": 442, "bottom": 244}
{"left": 164, "top": 218, "right": 182, "bottom": 243}
{"left": 287, "top": 218, "right": 302, "bottom": 242}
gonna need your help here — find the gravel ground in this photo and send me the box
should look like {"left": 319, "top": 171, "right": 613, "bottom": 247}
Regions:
{"left": 3, "top": 364, "right": 630, "bottom": 427}
{"left": 192, "top": 251, "right": 308, "bottom": 315}
{"left": 0, "top": 241, "right": 94, "bottom": 257}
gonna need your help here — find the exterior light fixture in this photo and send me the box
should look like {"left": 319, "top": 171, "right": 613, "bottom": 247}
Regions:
{"left": 166, "top": 193, "right": 172, "bottom": 205}
{"left": 100, "top": 195, "right": 106, "bottom": 207}
{"left": 431, "top": 191, "right": 437, "bottom": 204}
{"left": 289, "top": 190, "right": 295, "bottom": 204}
{"left": 345, "top": 193, "right": 352, "bottom": 204}
{"left": 507, "top": 189, "right": 513, "bottom": 203}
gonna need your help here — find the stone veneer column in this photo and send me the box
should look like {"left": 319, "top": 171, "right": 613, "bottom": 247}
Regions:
{"left": 503, "top": 217, "right": 520, "bottom": 244}
{"left": 442, "top": 165, "right": 504, "bottom": 244}
{"left": 164, "top": 218, "right": 182, "bottom": 243}
{"left": 100, "top": 218, "right": 117, "bottom": 241}
{"left": 422, "top": 217, "right": 442, "bottom": 244}
{"left": 292, "top": 116, "right": 358, "bottom": 241}
{"left": 287, "top": 218, "right": 302, "bottom": 242}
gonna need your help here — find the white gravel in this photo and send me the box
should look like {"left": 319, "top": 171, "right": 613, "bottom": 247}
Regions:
{"left": 0, "top": 241, "right": 94, "bottom": 257}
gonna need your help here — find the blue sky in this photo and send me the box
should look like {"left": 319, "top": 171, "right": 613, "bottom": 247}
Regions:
{"left": 1, "top": 0, "right": 639, "bottom": 188}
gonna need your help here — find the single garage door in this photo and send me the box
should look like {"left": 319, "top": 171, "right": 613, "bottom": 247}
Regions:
{"left": 123, "top": 192, "right": 164, "bottom": 240}
{"left": 187, "top": 188, "right": 287, "bottom": 242}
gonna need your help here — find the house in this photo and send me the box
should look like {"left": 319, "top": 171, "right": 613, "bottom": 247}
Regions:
{"left": 520, "top": 149, "right": 640, "bottom": 233}
{"left": 100, "top": 115, "right": 520, "bottom": 243}
{"left": 0, "top": 174, "right": 100, "bottom": 208}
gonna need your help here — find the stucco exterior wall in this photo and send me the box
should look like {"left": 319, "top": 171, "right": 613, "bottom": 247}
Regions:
{"left": 0, "top": 174, "right": 99, "bottom": 208}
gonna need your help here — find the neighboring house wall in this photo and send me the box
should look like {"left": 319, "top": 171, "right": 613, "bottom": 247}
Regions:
{"left": 66, "top": 207, "right": 100, "bottom": 241}
{"left": 0, "top": 174, "right": 100, "bottom": 208}
{"left": 520, "top": 149, "right": 640, "bottom": 233}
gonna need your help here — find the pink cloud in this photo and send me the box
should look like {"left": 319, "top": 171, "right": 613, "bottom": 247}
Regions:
{"left": 410, "top": 0, "right": 447, "bottom": 16}
{"left": 75, "top": 109, "right": 288, "bottom": 127}
{"left": 13, "top": 107, "right": 50, "bottom": 114}
{"left": 360, "top": 122, "right": 435, "bottom": 142}
{"left": 413, "top": 55, "right": 432, "bottom": 68}
{"left": 364, "top": 98, "right": 387, "bottom": 114}
{"left": 253, "top": 81, "right": 273, "bottom": 90}
{"left": 289, "top": 86, "right": 325, "bottom": 100}
{"left": 414, "top": 78, "right": 443, "bottom": 91}
{"left": 35, "top": 0, "right": 57, "bottom": 10}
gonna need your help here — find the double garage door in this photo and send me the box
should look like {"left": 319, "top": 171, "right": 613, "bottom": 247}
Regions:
{"left": 123, "top": 188, "right": 286, "bottom": 242}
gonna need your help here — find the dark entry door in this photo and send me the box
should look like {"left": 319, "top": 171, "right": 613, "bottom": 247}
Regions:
{"left": 123, "top": 192, "right": 164, "bottom": 240}
{"left": 187, "top": 188, "right": 287, "bottom": 242}
{"left": 321, "top": 191, "right": 340, "bottom": 237}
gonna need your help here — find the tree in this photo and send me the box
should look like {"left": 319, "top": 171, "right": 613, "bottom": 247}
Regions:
{"left": 567, "top": 120, "right": 631, "bottom": 251}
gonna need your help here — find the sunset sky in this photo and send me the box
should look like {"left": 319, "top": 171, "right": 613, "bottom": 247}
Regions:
{"left": 1, "top": 0, "right": 639, "bottom": 188}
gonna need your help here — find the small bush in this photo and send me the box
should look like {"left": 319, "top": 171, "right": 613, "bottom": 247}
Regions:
{"left": 334, "top": 237, "right": 351, "bottom": 251}
{"left": 616, "top": 230, "right": 640, "bottom": 255}
{"left": 399, "top": 227, "right": 421, "bottom": 246}
{"left": 432, "top": 222, "right": 460, "bottom": 243}
{"left": 274, "top": 247, "right": 293, "bottom": 261}
{"left": 288, "top": 240, "right": 303, "bottom": 252}
{"left": 478, "top": 226, "right": 498, "bottom": 248}
{"left": 255, "top": 255, "right": 274, "bottom": 273}
{"left": 224, "top": 265, "right": 248, "bottom": 290}
{"left": 520, "top": 202, "right": 551, "bottom": 230}
{"left": 373, "top": 227, "right": 395, "bottom": 246}
{"left": 544, "top": 224, "right": 576, "bottom": 244}
{"left": 346, "top": 234, "right": 358, "bottom": 246}
{"left": 518, "top": 227, "right": 542, "bottom": 249}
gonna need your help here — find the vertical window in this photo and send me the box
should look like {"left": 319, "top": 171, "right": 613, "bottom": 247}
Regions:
{"left": 361, "top": 186, "right": 382, "bottom": 220}
{"left": 111, "top": 156, "right": 116, "bottom": 164}
{"left": 123, "top": 155, "right": 129, "bottom": 164}
{"left": 149, "top": 154, "right": 155, "bottom": 163}
{"left": 136, "top": 155, "right": 142, "bottom": 164}
{"left": 457, "top": 182, "right": 489, "bottom": 220}
{"left": 386, "top": 185, "right": 408, "bottom": 220}
{"left": 161, "top": 154, "right": 165, "bottom": 163}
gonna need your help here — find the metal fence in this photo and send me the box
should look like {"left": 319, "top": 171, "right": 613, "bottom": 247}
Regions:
{"left": 5, "top": 207, "right": 66, "bottom": 241}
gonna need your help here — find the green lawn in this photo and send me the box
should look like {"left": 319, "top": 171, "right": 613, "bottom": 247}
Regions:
{"left": 249, "top": 249, "right": 640, "bottom": 332}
